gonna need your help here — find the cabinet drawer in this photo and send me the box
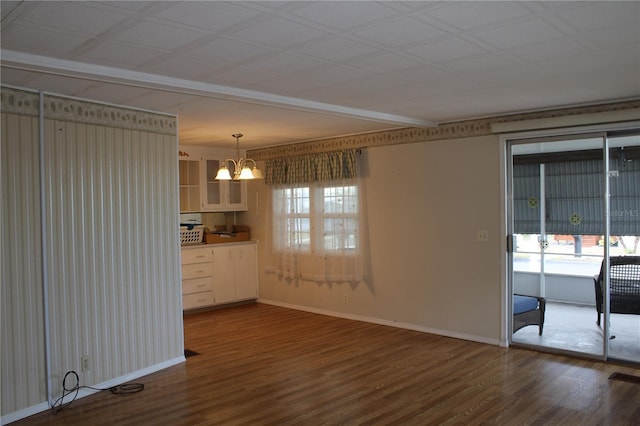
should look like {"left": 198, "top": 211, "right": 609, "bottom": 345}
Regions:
{"left": 181, "top": 248, "right": 212, "bottom": 265}
{"left": 183, "top": 277, "right": 213, "bottom": 295}
{"left": 182, "top": 262, "right": 213, "bottom": 280}
{"left": 183, "top": 291, "right": 214, "bottom": 310}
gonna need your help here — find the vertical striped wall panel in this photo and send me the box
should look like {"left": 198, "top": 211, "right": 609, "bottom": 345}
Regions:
{"left": 1, "top": 113, "right": 46, "bottom": 413}
{"left": 43, "top": 120, "right": 183, "bottom": 390}
{"left": 2, "top": 87, "right": 182, "bottom": 419}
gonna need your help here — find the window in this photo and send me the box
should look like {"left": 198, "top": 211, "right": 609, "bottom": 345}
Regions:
{"left": 273, "top": 182, "right": 358, "bottom": 253}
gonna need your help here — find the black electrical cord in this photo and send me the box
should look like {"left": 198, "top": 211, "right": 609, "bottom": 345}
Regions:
{"left": 52, "top": 370, "right": 144, "bottom": 413}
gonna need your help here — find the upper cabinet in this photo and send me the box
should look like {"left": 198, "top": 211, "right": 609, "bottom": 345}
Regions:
{"left": 202, "top": 155, "right": 247, "bottom": 211}
{"left": 178, "top": 147, "right": 248, "bottom": 213}
{"left": 179, "top": 159, "right": 201, "bottom": 212}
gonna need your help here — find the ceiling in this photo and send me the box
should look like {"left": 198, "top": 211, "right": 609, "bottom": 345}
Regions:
{"left": 1, "top": 1, "right": 639, "bottom": 149}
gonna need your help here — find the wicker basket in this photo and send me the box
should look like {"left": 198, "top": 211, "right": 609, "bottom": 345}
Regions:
{"left": 180, "top": 226, "right": 204, "bottom": 246}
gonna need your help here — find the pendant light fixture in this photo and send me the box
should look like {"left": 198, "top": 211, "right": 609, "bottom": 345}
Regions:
{"left": 215, "top": 133, "right": 264, "bottom": 180}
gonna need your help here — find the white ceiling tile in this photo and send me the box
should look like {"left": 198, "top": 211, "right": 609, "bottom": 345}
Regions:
{"left": 241, "top": 52, "right": 327, "bottom": 75}
{"left": 98, "top": 1, "right": 158, "bottom": 13}
{"left": 290, "top": 2, "right": 399, "bottom": 31}
{"left": 291, "top": 65, "right": 371, "bottom": 87}
{"left": 440, "top": 53, "right": 519, "bottom": 74}
{"left": 248, "top": 74, "right": 328, "bottom": 97}
{"left": 20, "top": 2, "right": 128, "bottom": 35}
{"left": 183, "top": 37, "right": 274, "bottom": 64}
{"left": 1, "top": 24, "right": 89, "bottom": 56}
{"left": 200, "top": 64, "right": 283, "bottom": 88}
{"left": 426, "top": 1, "right": 532, "bottom": 30}
{"left": 404, "top": 37, "right": 489, "bottom": 62}
{"left": 146, "top": 54, "right": 227, "bottom": 80}
{"left": 555, "top": 2, "right": 640, "bottom": 31}
{"left": 228, "top": 17, "right": 328, "bottom": 48}
{"left": 299, "top": 75, "right": 402, "bottom": 102}
{"left": 582, "top": 23, "right": 640, "bottom": 50}
{"left": 151, "top": 2, "right": 263, "bottom": 32}
{"left": 345, "top": 52, "right": 423, "bottom": 75}
{"left": 77, "top": 41, "right": 166, "bottom": 68}
{"left": 351, "top": 17, "right": 446, "bottom": 47}
{"left": 114, "top": 20, "right": 206, "bottom": 50}
{"left": 1, "top": 1, "right": 22, "bottom": 21}
{"left": 505, "top": 38, "right": 591, "bottom": 63}
{"left": 471, "top": 18, "right": 566, "bottom": 49}
{"left": 473, "top": 64, "right": 546, "bottom": 86}
{"left": 294, "top": 36, "right": 380, "bottom": 62}
{"left": 382, "top": 64, "right": 460, "bottom": 84}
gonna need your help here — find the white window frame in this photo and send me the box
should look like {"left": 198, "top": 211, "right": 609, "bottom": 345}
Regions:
{"left": 273, "top": 181, "right": 359, "bottom": 254}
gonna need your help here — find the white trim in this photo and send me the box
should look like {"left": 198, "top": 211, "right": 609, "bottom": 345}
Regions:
{"left": 257, "top": 299, "right": 501, "bottom": 347}
{"left": 491, "top": 110, "right": 640, "bottom": 133}
{"left": 1, "top": 357, "right": 185, "bottom": 424}
{"left": 1, "top": 49, "right": 436, "bottom": 128}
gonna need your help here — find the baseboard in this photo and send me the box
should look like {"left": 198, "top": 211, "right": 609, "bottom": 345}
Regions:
{"left": 257, "top": 299, "right": 501, "bottom": 347}
{"left": 1, "top": 356, "right": 185, "bottom": 425}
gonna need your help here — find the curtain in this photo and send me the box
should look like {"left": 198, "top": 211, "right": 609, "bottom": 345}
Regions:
{"left": 265, "top": 149, "right": 357, "bottom": 184}
{"left": 265, "top": 150, "right": 368, "bottom": 284}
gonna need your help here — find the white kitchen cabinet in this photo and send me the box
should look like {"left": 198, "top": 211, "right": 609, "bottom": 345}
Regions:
{"left": 179, "top": 159, "right": 200, "bottom": 212}
{"left": 201, "top": 155, "right": 247, "bottom": 211}
{"left": 181, "top": 242, "right": 257, "bottom": 310}
{"left": 235, "top": 244, "right": 258, "bottom": 300}
{"left": 181, "top": 246, "right": 214, "bottom": 310}
{"left": 212, "top": 243, "right": 258, "bottom": 303}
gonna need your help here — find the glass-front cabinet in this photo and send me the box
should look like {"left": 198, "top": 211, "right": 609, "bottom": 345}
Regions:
{"left": 178, "top": 147, "right": 248, "bottom": 213}
{"left": 179, "top": 159, "right": 200, "bottom": 212}
{"left": 201, "top": 155, "right": 247, "bottom": 211}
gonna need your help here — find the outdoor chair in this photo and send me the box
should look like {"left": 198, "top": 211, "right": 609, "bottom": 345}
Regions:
{"left": 513, "top": 294, "right": 545, "bottom": 335}
{"left": 594, "top": 256, "right": 640, "bottom": 326}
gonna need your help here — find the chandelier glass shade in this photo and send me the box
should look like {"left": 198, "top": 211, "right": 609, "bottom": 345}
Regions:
{"left": 215, "top": 133, "right": 263, "bottom": 180}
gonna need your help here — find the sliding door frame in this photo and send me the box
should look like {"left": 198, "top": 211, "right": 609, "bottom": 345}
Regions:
{"left": 502, "top": 121, "right": 640, "bottom": 360}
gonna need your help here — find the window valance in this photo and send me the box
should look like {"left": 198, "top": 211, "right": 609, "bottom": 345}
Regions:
{"left": 265, "top": 149, "right": 358, "bottom": 184}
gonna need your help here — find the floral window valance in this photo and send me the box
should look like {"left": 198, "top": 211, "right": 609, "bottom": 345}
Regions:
{"left": 265, "top": 149, "right": 358, "bottom": 184}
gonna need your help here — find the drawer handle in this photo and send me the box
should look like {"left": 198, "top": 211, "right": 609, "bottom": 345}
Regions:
{"left": 195, "top": 270, "right": 205, "bottom": 274}
{"left": 196, "top": 284, "right": 206, "bottom": 288}
{"left": 195, "top": 255, "right": 205, "bottom": 258}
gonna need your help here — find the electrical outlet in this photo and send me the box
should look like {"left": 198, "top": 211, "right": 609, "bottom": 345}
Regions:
{"left": 477, "top": 230, "right": 489, "bottom": 242}
{"left": 81, "top": 355, "right": 90, "bottom": 372}
{"left": 343, "top": 294, "right": 349, "bottom": 304}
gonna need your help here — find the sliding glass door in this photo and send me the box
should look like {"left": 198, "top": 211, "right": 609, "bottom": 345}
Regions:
{"left": 508, "top": 130, "right": 640, "bottom": 363}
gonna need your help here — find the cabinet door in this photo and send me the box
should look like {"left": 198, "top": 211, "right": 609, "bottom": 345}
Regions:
{"left": 212, "top": 246, "right": 237, "bottom": 304}
{"left": 201, "top": 155, "right": 248, "bottom": 211}
{"left": 179, "top": 159, "right": 200, "bottom": 212}
{"left": 202, "top": 157, "right": 224, "bottom": 210}
{"left": 235, "top": 245, "right": 258, "bottom": 300}
{"left": 226, "top": 179, "right": 247, "bottom": 211}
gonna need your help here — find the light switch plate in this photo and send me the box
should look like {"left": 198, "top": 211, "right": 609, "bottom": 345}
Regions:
{"left": 477, "top": 230, "right": 489, "bottom": 242}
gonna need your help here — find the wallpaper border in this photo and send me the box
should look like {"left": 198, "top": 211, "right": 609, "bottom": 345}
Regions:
{"left": 248, "top": 100, "right": 640, "bottom": 160}
{"left": 1, "top": 86, "right": 177, "bottom": 136}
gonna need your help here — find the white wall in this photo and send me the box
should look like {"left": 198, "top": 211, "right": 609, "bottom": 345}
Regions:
{"left": 245, "top": 134, "right": 504, "bottom": 344}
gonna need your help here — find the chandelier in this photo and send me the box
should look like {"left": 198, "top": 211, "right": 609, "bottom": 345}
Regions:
{"left": 215, "top": 133, "right": 263, "bottom": 180}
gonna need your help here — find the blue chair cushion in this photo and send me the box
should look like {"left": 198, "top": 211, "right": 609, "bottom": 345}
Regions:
{"left": 514, "top": 295, "right": 539, "bottom": 315}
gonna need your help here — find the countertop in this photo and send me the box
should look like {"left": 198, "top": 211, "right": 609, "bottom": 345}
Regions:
{"left": 181, "top": 240, "right": 257, "bottom": 249}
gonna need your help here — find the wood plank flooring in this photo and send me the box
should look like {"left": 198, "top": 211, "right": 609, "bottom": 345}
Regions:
{"left": 13, "top": 303, "right": 640, "bottom": 425}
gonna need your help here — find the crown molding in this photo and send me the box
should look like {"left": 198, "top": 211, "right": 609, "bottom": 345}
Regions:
{"left": 248, "top": 100, "right": 640, "bottom": 160}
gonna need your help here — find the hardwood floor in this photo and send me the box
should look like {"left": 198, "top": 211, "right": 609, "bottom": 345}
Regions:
{"left": 14, "top": 303, "right": 640, "bottom": 425}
